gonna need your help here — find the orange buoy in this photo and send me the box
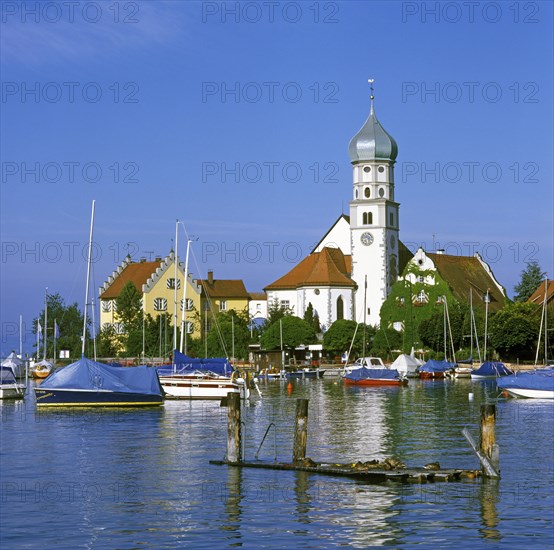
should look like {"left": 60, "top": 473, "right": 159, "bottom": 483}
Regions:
{"left": 287, "top": 382, "right": 293, "bottom": 394}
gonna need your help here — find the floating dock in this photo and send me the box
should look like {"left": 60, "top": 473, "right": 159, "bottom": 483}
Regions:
{"left": 213, "top": 395, "right": 497, "bottom": 485}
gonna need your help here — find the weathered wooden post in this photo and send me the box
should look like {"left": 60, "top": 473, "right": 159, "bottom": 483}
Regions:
{"left": 480, "top": 403, "right": 499, "bottom": 475}
{"left": 227, "top": 392, "right": 242, "bottom": 464}
{"left": 292, "top": 398, "right": 309, "bottom": 464}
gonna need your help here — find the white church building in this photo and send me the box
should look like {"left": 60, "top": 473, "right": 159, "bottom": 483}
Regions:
{"left": 265, "top": 87, "right": 411, "bottom": 328}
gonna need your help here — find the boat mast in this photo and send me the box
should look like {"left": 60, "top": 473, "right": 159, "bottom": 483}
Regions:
{"left": 362, "top": 275, "right": 367, "bottom": 358}
{"left": 483, "top": 290, "right": 490, "bottom": 362}
{"left": 19, "top": 314, "right": 22, "bottom": 358}
{"left": 443, "top": 297, "right": 447, "bottom": 361}
{"left": 544, "top": 277, "right": 548, "bottom": 367}
{"left": 469, "top": 289, "right": 473, "bottom": 360}
{"left": 535, "top": 279, "right": 548, "bottom": 366}
{"left": 82, "top": 200, "right": 95, "bottom": 357}
{"left": 43, "top": 287, "right": 48, "bottom": 361}
{"left": 173, "top": 220, "right": 179, "bottom": 354}
{"left": 280, "top": 318, "right": 284, "bottom": 370}
{"left": 445, "top": 298, "right": 456, "bottom": 363}
{"left": 179, "top": 230, "right": 192, "bottom": 354}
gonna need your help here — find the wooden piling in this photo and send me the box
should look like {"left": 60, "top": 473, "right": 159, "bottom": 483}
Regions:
{"left": 292, "top": 398, "right": 309, "bottom": 464}
{"left": 479, "top": 404, "right": 499, "bottom": 475}
{"left": 226, "top": 392, "right": 242, "bottom": 464}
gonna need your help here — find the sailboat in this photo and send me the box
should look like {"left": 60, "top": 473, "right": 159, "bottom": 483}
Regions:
{"left": 35, "top": 201, "right": 164, "bottom": 407}
{"left": 498, "top": 280, "right": 554, "bottom": 398}
{"left": 418, "top": 297, "right": 456, "bottom": 379}
{"left": 471, "top": 290, "right": 512, "bottom": 380}
{"left": 0, "top": 366, "right": 26, "bottom": 399}
{"left": 156, "top": 221, "right": 249, "bottom": 400}
{"left": 342, "top": 276, "right": 407, "bottom": 386}
{"left": 452, "top": 289, "right": 481, "bottom": 378}
{"left": 32, "top": 288, "right": 53, "bottom": 379}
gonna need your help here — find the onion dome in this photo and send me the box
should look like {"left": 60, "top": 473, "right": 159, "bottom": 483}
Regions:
{"left": 348, "top": 91, "right": 398, "bottom": 163}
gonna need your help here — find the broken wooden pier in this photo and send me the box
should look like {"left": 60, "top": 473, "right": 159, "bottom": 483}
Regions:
{"left": 210, "top": 395, "right": 500, "bottom": 484}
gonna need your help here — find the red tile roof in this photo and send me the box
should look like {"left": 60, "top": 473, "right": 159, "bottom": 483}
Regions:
{"left": 100, "top": 261, "right": 160, "bottom": 299}
{"left": 527, "top": 280, "right": 554, "bottom": 305}
{"left": 198, "top": 279, "right": 249, "bottom": 299}
{"left": 265, "top": 247, "right": 355, "bottom": 290}
{"left": 248, "top": 292, "right": 267, "bottom": 301}
{"left": 427, "top": 253, "right": 505, "bottom": 312}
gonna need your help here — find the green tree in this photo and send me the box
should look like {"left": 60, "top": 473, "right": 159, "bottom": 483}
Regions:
{"left": 260, "top": 316, "right": 316, "bottom": 350}
{"left": 488, "top": 302, "right": 541, "bottom": 359}
{"left": 303, "top": 302, "right": 321, "bottom": 334}
{"left": 206, "top": 310, "right": 250, "bottom": 360}
{"left": 513, "top": 261, "right": 546, "bottom": 302}
{"left": 33, "top": 292, "right": 87, "bottom": 360}
{"left": 418, "top": 300, "right": 468, "bottom": 357}
{"left": 323, "top": 319, "right": 374, "bottom": 358}
{"left": 371, "top": 327, "right": 402, "bottom": 359}
{"left": 96, "top": 324, "right": 120, "bottom": 358}
{"left": 115, "top": 281, "right": 142, "bottom": 331}
{"left": 265, "top": 300, "right": 294, "bottom": 326}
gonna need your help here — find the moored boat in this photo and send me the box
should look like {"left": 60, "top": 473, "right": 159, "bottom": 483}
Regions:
{"left": 417, "top": 359, "right": 456, "bottom": 380}
{"left": 470, "top": 361, "right": 512, "bottom": 380}
{"left": 343, "top": 366, "right": 407, "bottom": 386}
{"left": 32, "top": 360, "right": 53, "bottom": 379}
{"left": 391, "top": 354, "right": 421, "bottom": 378}
{"left": 1, "top": 352, "right": 26, "bottom": 379}
{"left": 35, "top": 356, "right": 163, "bottom": 406}
{"left": 0, "top": 366, "right": 26, "bottom": 399}
{"left": 285, "top": 368, "right": 325, "bottom": 379}
{"left": 497, "top": 368, "right": 554, "bottom": 399}
{"left": 157, "top": 352, "right": 248, "bottom": 400}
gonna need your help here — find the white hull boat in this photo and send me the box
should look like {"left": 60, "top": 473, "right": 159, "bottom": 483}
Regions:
{"left": 159, "top": 372, "right": 248, "bottom": 400}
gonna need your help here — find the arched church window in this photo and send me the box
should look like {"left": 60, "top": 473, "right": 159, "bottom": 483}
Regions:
{"left": 362, "top": 212, "right": 373, "bottom": 225}
{"left": 355, "top": 189, "right": 358, "bottom": 199}
{"left": 336, "top": 296, "right": 344, "bottom": 320}
{"left": 379, "top": 188, "right": 385, "bottom": 198}
{"left": 364, "top": 187, "right": 370, "bottom": 198}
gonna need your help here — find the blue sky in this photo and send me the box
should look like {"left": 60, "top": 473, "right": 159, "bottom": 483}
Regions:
{"left": 1, "top": 0, "right": 553, "bottom": 355}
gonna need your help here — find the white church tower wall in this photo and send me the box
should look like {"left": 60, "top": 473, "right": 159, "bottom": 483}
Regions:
{"left": 348, "top": 81, "right": 400, "bottom": 326}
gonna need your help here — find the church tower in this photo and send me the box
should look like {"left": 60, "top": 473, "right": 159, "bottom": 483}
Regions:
{"left": 348, "top": 81, "right": 399, "bottom": 326}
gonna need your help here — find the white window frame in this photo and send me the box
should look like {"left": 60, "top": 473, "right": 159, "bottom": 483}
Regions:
{"left": 154, "top": 297, "right": 168, "bottom": 311}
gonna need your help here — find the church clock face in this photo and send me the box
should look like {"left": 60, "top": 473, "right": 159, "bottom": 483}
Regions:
{"left": 360, "top": 232, "right": 374, "bottom": 246}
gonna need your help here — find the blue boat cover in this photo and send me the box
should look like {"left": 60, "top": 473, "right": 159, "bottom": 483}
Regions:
{"left": 497, "top": 368, "right": 554, "bottom": 392}
{"left": 40, "top": 356, "right": 163, "bottom": 396}
{"left": 472, "top": 361, "right": 512, "bottom": 377}
{"left": 1, "top": 366, "right": 17, "bottom": 383}
{"left": 156, "top": 350, "right": 233, "bottom": 377}
{"left": 418, "top": 359, "right": 456, "bottom": 373}
{"left": 344, "top": 367, "right": 400, "bottom": 381}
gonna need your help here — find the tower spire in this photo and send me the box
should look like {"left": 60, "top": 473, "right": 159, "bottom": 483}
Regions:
{"left": 368, "top": 78, "right": 375, "bottom": 115}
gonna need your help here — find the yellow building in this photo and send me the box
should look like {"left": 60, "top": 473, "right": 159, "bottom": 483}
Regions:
{"left": 99, "top": 258, "right": 250, "bottom": 345}
{"left": 197, "top": 270, "right": 250, "bottom": 332}
{"left": 99, "top": 252, "right": 202, "bottom": 338}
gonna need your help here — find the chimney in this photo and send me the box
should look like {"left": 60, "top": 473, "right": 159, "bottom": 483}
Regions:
{"left": 436, "top": 249, "right": 445, "bottom": 255}
{"left": 208, "top": 270, "right": 214, "bottom": 285}
{"left": 140, "top": 257, "right": 146, "bottom": 263}
{"left": 155, "top": 256, "right": 162, "bottom": 262}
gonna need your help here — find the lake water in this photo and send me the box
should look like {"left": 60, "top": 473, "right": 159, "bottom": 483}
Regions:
{"left": 1, "top": 378, "right": 553, "bottom": 548}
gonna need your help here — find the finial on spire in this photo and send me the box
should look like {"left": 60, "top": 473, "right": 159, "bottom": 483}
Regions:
{"left": 368, "top": 78, "right": 375, "bottom": 114}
